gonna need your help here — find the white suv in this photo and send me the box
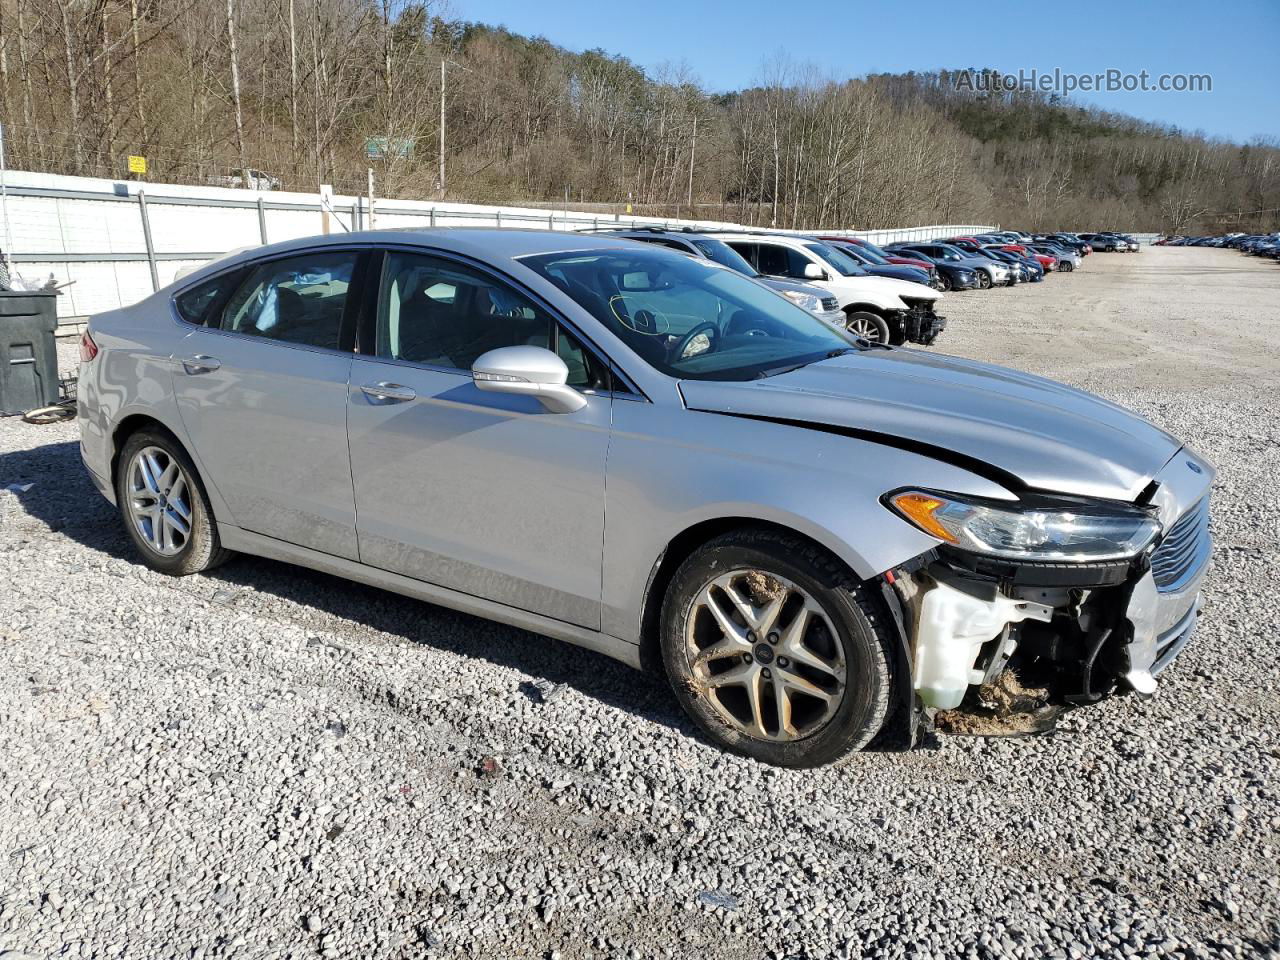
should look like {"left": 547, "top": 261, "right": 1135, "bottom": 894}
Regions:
{"left": 717, "top": 233, "right": 946, "bottom": 346}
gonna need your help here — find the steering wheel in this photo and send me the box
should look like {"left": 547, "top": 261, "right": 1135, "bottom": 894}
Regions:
{"left": 672, "top": 322, "right": 720, "bottom": 361}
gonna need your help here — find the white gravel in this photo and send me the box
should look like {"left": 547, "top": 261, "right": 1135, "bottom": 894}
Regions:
{"left": 1, "top": 247, "right": 1278, "bottom": 959}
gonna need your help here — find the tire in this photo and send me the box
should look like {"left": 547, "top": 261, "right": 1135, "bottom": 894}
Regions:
{"left": 844, "top": 310, "right": 891, "bottom": 345}
{"left": 115, "top": 427, "right": 233, "bottom": 576}
{"left": 22, "top": 404, "right": 75, "bottom": 424}
{"left": 976, "top": 270, "right": 993, "bottom": 290}
{"left": 1060, "top": 261, "right": 1074, "bottom": 272}
{"left": 660, "top": 529, "right": 896, "bottom": 768}
{"left": 936, "top": 274, "right": 952, "bottom": 292}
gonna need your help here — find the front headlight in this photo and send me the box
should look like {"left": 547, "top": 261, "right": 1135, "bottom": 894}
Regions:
{"left": 780, "top": 289, "right": 823, "bottom": 314}
{"left": 885, "top": 489, "right": 1161, "bottom": 562}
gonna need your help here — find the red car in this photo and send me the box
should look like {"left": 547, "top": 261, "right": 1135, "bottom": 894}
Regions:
{"left": 998, "top": 244, "right": 1057, "bottom": 271}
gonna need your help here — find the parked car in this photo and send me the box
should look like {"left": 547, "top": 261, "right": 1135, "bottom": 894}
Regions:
{"left": 717, "top": 233, "right": 946, "bottom": 345}
{"left": 1078, "top": 233, "right": 1120, "bottom": 252}
{"left": 1028, "top": 243, "right": 1081, "bottom": 272}
{"left": 587, "top": 228, "right": 845, "bottom": 329}
{"left": 943, "top": 240, "right": 1019, "bottom": 285}
{"left": 889, "top": 242, "right": 1011, "bottom": 290}
{"left": 842, "top": 237, "right": 937, "bottom": 275}
{"left": 78, "top": 228, "right": 1216, "bottom": 767}
{"left": 206, "top": 168, "right": 283, "bottom": 191}
{"left": 1036, "top": 234, "right": 1091, "bottom": 256}
{"left": 812, "top": 237, "right": 936, "bottom": 287}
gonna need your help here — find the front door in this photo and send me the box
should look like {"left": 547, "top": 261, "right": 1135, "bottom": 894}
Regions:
{"left": 171, "top": 248, "right": 365, "bottom": 560}
{"left": 346, "top": 250, "right": 611, "bottom": 629}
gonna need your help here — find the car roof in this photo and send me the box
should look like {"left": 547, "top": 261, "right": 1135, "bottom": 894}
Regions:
{"left": 172, "top": 227, "right": 649, "bottom": 289}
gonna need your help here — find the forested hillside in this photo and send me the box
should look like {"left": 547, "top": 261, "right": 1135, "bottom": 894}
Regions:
{"left": 3, "top": 1, "right": 1277, "bottom": 232}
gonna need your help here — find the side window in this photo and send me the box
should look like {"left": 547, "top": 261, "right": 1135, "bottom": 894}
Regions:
{"left": 377, "top": 252, "right": 553, "bottom": 372}
{"left": 725, "top": 242, "right": 759, "bottom": 270}
{"left": 175, "top": 271, "right": 240, "bottom": 326}
{"left": 555, "top": 327, "right": 611, "bottom": 391}
{"left": 754, "top": 243, "right": 791, "bottom": 276}
{"left": 219, "top": 251, "right": 358, "bottom": 350}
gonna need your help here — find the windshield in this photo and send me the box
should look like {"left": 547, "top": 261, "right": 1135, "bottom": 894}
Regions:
{"left": 520, "top": 248, "right": 859, "bottom": 381}
{"left": 688, "top": 236, "right": 756, "bottom": 276}
{"left": 934, "top": 244, "right": 969, "bottom": 261}
{"left": 803, "top": 242, "right": 866, "bottom": 277}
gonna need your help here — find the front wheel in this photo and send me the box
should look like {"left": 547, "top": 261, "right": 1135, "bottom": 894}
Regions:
{"left": 660, "top": 530, "right": 896, "bottom": 767}
{"left": 844, "top": 310, "right": 890, "bottom": 345}
{"left": 1060, "top": 261, "right": 1074, "bottom": 272}
{"left": 936, "top": 274, "right": 952, "bottom": 292}
{"left": 116, "top": 429, "right": 233, "bottom": 576}
{"left": 976, "top": 270, "right": 993, "bottom": 290}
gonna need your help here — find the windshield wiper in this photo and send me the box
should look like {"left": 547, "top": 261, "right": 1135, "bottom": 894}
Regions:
{"left": 755, "top": 348, "right": 859, "bottom": 379}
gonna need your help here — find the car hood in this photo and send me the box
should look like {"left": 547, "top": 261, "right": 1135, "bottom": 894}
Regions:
{"left": 867, "top": 265, "right": 931, "bottom": 285}
{"left": 830, "top": 274, "right": 940, "bottom": 304}
{"left": 679, "top": 349, "right": 1182, "bottom": 501}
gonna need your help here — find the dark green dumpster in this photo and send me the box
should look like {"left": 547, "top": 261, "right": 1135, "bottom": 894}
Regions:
{"left": 0, "top": 292, "right": 60, "bottom": 415}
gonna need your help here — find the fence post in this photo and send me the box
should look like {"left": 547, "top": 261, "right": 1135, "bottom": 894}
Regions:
{"left": 548, "top": 213, "right": 554, "bottom": 230}
{"left": 496, "top": 210, "right": 502, "bottom": 228}
{"left": 430, "top": 207, "right": 436, "bottom": 228}
{"left": 593, "top": 217, "right": 598, "bottom": 231}
{"left": 352, "top": 201, "right": 360, "bottom": 231}
{"left": 257, "top": 196, "right": 268, "bottom": 244}
{"left": 137, "top": 191, "right": 159, "bottom": 292}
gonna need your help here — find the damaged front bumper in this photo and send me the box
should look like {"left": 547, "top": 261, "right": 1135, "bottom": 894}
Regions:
{"left": 890, "top": 457, "right": 1213, "bottom": 724}
{"left": 892, "top": 304, "right": 947, "bottom": 346}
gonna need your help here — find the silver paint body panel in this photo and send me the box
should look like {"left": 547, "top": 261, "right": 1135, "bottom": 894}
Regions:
{"left": 78, "top": 229, "right": 1210, "bottom": 668}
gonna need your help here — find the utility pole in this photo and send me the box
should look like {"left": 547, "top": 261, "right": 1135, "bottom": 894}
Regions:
{"left": 438, "top": 59, "right": 446, "bottom": 198}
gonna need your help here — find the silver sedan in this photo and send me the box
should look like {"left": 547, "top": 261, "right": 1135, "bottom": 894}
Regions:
{"left": 78, "top": 229, "right": 1212, "bottom": 767}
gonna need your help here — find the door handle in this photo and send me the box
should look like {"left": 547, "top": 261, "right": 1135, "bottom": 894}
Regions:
{"left": 180, "top": 355, "right": 221, "bottom": 374}
{"left": 360, "top": 381, "right": 416, "bottom": 404}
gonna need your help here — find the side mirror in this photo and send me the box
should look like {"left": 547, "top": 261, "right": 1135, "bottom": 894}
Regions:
{"left": 802, "top": 262, "right": 826, "bottom": 281}
{"left": 471, "top": 345, "right": 587, "bottom": 414}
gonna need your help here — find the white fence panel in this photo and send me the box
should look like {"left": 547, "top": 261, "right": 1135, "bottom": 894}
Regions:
{"left": 0, "top": 169, "right": 998, "bottom": 321}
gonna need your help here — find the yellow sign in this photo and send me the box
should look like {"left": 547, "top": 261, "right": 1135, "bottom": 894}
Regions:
{"left": 625, "top": 203, "right": 633, "bottom": 214}
{"left": 127, "top": 155, "right": 147, "bottom": 175}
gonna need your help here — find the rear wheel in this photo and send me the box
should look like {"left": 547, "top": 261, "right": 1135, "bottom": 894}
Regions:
{"left": 844, "top": 310, "right": 890, "bottom": 345}
{"left": 116, "top": 429, "right": 232, "bottom": 576}
{"left": 660, "top": 529, "right": 896, "bottom": 767}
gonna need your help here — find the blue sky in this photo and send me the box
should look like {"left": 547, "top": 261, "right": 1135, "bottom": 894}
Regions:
{"left": 455, "top": 0, "right": 1280, "bottom": 142}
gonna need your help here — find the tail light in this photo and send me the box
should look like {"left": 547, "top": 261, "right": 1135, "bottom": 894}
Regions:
{"left": 80, "top": 329, "right": 99, "bottom": 363}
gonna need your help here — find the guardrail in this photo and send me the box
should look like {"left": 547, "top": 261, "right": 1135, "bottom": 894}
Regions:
{"left": 0, "top": 170, "right": 994, "bottom": 321}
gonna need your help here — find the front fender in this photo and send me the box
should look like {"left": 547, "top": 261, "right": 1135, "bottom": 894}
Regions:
{"left": 600, "top": 402, "right": 1016, "bottom": 643}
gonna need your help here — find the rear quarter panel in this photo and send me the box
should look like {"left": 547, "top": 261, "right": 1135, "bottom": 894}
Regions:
{"left": 78, "top": 293, "right": 198, "bottom": 505}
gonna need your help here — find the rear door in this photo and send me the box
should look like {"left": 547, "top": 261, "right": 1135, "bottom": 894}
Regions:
{"left": 171, "top": 247, "right": 368, "bottom": 560}
{"left": 345, "top": 248, "right": 613, "bottom": 629}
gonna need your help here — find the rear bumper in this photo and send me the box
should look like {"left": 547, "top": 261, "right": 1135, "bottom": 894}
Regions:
{"left": 81, "top": 445, "right": 116, "bottom": 505}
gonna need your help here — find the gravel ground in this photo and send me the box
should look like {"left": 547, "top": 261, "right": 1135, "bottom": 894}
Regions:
{"left": 1, "top": 247, "right": 1278, "bottom": 960}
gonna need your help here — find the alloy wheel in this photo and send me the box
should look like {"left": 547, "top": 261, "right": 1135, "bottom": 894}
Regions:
{"left": 126, "top": 445, "right": 192, "bottom": 556}
{"left": 684, "top": 569, "right": 846, "bottom": 742}
{"left": 845, "top": 314, "right": 884, "bottom": 343}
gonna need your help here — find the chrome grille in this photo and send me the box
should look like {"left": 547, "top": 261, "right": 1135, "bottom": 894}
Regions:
{"left": 820, "top": 296, "right": 839, "bottom": 312}
{"left": 1150, "top": 498, "right": 1209, "bottom": 591}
